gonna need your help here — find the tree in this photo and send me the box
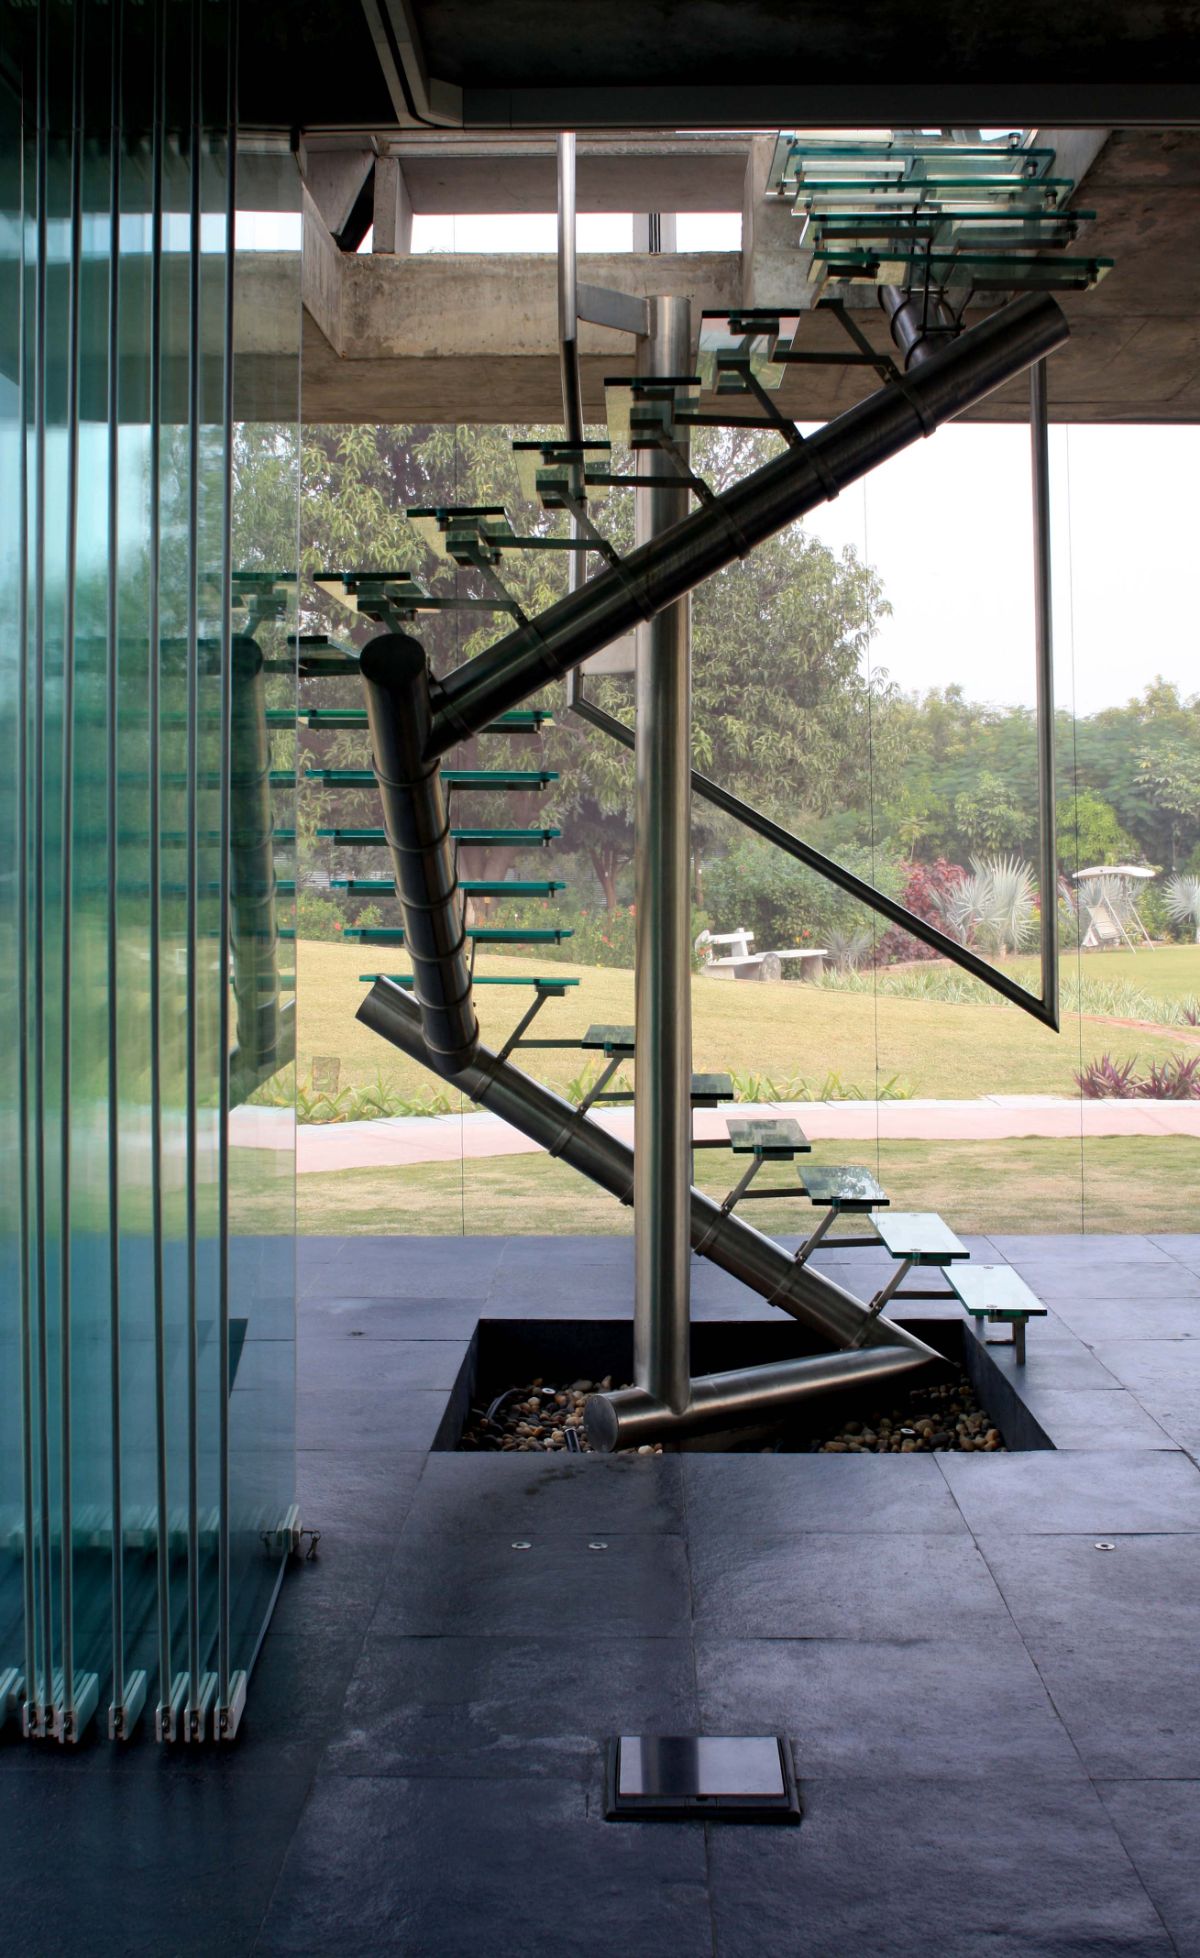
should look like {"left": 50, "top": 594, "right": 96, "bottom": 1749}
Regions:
{"left": 1055, "top": 790, "right": 1138, "bottom": 874}
{"left": 235, "top": 417, "right": 897, "bottom": 912}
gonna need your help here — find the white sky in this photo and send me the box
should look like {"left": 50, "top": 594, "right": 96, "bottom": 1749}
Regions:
{"left": 794, "top": 421, "right": 1200, "bottom": 717}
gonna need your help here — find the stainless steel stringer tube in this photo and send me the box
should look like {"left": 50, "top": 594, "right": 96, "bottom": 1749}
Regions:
{"left": 357, "top": 977, "right": 941, "bottom": 1379}
{"left": 634, "top": 296, "right": 693, "bottom": 1417}
{"left": 429, "top": 293, "right": 1069, "bottom": 753}
{"left": 359, "top": 633, "right": 479, "bottom": 1077}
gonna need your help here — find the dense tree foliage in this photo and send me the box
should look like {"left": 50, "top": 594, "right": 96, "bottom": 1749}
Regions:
{"left": 232, "top": 421, "right": 1200, "bottom": 935}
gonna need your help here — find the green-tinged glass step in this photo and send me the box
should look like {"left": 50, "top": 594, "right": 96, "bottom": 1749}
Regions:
{"left": 319, "top": 827, "right": 561, "bottom": 848}
{"left": 331, "top": 877, "right": 566, "bottom": 897}
{"left": 231, "top": 974, "right": 295, "bottom": 989}
{"left": 727, "top": 1116, "right": 810, "bottom": 1158}
{"left": 810, "top": 247, "right": 1112, "bottom": 292}
{"left": 298, "top": 708, "right": 554, "bottom": 733}
{"left": 304, "top": 768, "right": 559, "bottom": 790}
{"left": 362, "top": 974, "right": 579, "bottom": 990}
{"left": 344, "top": 926, "right": 573, "bottom": 946}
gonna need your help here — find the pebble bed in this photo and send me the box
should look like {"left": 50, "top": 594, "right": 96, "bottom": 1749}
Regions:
{"left": 460, "top": 1379, "right": 662, "bottom": 1454}
{"left": 460, "top": 1367, "right": 1002, "bottom": 1455}
{"left": 799, "top": 1369, "right": 1005, "bottom": 1452}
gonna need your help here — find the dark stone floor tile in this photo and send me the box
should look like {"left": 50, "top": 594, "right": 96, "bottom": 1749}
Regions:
{"left": 1092, "top": 1338, "right": 1200, "bottom": 1402}
{"left": 695, "top": 1635, "right": 1083, "bottom": 1783}
{"left": 1008, "top": 1388, "right": 1175, "bottom": 1450}
{"left": 707, "top": 1776, "right": 1172, "bottom": 1957}
{"left": 977, "top": 1533, "right": 1200, "bottom": 1645}
{"left": 939, "top": 1450, "right": 1200, "bottom": 1534}
{"left": 1147, "top": 1233, "right": 1200, "bottom": 1267}
{"left": 299, "top": 1239, "right": 504, "bottom": 1302}
{"left": 690, "top": 1531, "right": 1013, "bottom": 1640}
{"left": 1098, "top": 1781, "right": 1200, "bottom": 1957}
{"left": 981, "top": 1341, "right": 1123, "bottom": 1390}
{"left": 376, "top": 1531, "right": 692, "bottom": 1639}
{"left": 990, "top": 1234, "right": 1172, "bottom": 1266}
{"left": 326, "top": 1633, "right": 698, "bottom": 1780}
{"left": 1013, "top": 1264, "right": 1200, "bottom": 1301}
{"left": 1049, "top": 1297, "right": 1200, "bottom": 1342}
{"left": 481, "top": 1274, "right": 636, "bottom": 1314}
{"left": 682, "top": 1452, "right": 967, "bottom": 1537}
{"left": 298, "top": 1336, "right": 469, "bottom": 1392}
{"left": 296, "top": 1387, "right": 451, "bottom": 1454}
{"left": 400, "top": 1451, "right": 684, "bottom": 1538}
{"left": 0, "top": 1768, "right": 311, "bottom": 1956}
{"left": 299, "top": 1297, "right": 481, "bottom": 1339}
{"left": 267, "top": 1532, "right": 397, "bottom": 1638}
{"left": 296, "top": 1448, "right": 427, "bottom": 1536}
{"left": 255, "top": 1773, "right": 713, "bottom": 1957}
{"left": 1034, "top": 1641, "right": 1200, "bottom": 1779}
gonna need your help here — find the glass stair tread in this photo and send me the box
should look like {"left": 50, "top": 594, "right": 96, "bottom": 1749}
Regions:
{"left": 297, "top": 708, "right": 553, "bottom": 732}
{"left": 582, "top": 1022, "right": 636, "bottom": 1053}
{"left": 873, "top": 1211, "right": 969, "bottom": 1265}
{"left": 945, "top": 1266, "right": 1047, "bottom": 1317}
{"left": 344, "top": 927, "right": 573, "bottom": 945}
{"left": 317, "top": 827, "right": 561, "bottom": 847}
{"left": 810, "top": 247, "right": 1112, "bottom": 292}
{"left": 331, "top": 878, "right": 565, "bottom": 897}
{"left": 363, "top": 974, "right": 579, "bottom": 989}
{"left": 727, "top": 1116, "right": 811, "bottom": 1158}
{"left": 304, "top": 768, "right": 558, "bottom": 790}
{"left": 690, "top": 1073, "right": 735, "bottom": 1105}
{"left": 799, "top": 1165, "right": 889, "bottom": 1209}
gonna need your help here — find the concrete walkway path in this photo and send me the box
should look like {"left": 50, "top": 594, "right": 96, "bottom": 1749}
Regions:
{"left": 295, "top": 1094, "right": 1200, "bottom": 1174}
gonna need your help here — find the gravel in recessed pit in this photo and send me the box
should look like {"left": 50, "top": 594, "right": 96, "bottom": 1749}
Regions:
{"left": 797, "top": 1369, "right": 1004, "bottom": 1454}
{"left": 459, "top": 1367, "right": 1002, "bottom": 1455}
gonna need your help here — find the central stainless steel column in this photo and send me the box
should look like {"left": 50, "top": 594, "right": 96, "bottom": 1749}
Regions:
{"left": 634, "top": 297, "right": 693, "bottom": 1416}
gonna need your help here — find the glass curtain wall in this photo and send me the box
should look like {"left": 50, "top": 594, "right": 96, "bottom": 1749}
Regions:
{"left": 0, "top": 0, "right": 299, "bottom": 1747}
{"left": 294, "top": 404, "right": 1196, "bottom": 1246}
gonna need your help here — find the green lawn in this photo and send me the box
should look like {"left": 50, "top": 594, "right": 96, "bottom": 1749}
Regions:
{"left": 293, "top": 1134, "right": 1199, "bottom": 1238}
{"left": 296, "top": 939, "right": 1195, "bottom": 1106}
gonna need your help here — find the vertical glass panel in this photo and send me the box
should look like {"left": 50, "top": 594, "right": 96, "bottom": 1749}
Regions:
{"left": 225, "top": 134, "right": 301, "bottom": 1679}
{"left": 0, "top": 65, "right": 24, "bottom": 1691}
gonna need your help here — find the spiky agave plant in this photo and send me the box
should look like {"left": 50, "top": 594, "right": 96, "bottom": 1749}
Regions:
{"left": 934, "top": 854, "right": 1038, "bottom": 960}
{"left": 1164, "top": 874, "right": 1200, "bottom": 944}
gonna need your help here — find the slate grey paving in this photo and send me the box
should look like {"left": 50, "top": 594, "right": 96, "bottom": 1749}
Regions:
{"left": 694, "top": 1635, "right": 1084, "bottom": 1783}
{"left": 1001, "top": 1386, "right": 1176, "bottom": 1449}
{"left": 399, "top": 1450, "right": 685, "bottom": 1538}
{"left": 682, "top": 1451, "right": 968, "bottom": 1536}
{"left": 689, "top": 1531, "right": 1015, "bottom": 1640}
{"left": 1048, "top": 1296, "right": 1200, "bottom": 1341}
{"left": 1099, "top": 1781, "right": 1200, "bottom": 1958}
{"left": 705, "top": 1776, "right": 1174, "bottom": 1958}
{"left": 976, "top": 1533, "right": 1200, "bottom": 1645}
{"left": 296, "top": 1446, "right": 428, "bottom": 1535}
{"left": 325, "top": 1633, "right": 699, "bottom": 1781}
{"left": 1035, "top": 1641, "right": 1200, "bottom": 1779}
{"left": 990, "top": 1234, "right": 1176, "bottom": 1266}
{"left": 255, "top": 1773, "right": 714, "bottom": 1958}
{"left": 298, "top": 1337, "right": 470, "bottom": 1390}
{"left": 6, "top": 1231, "right": 1199, "bottom": 1953}
{"left": 939, "top": 1450, "right": 1200, "bottom": 1534}
{"left": 0, "top": 1769, "right": 314, "bottom": 1958}
{"left": 1011, "top": 1262, "right": 1200, "bottom": 1300}
{"left": 376, "top": 1530, "right": 693, "bottom": 1638}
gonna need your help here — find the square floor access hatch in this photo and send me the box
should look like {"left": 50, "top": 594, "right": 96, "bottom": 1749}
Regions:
{"left": 606, "top": 1734, "right": 801, "bottom": 1822}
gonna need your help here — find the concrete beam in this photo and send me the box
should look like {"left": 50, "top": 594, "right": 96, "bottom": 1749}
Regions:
{"left": 301, "top": 147, "right": 374, "bottom": 240}
{"left": 373, "top": 155, "right": 414, "bottom": 254}
{"left": 386, "top": 142, "right": 748, "bottom": 215}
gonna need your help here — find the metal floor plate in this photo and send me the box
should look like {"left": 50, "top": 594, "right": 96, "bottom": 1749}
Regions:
{"left": 606, "top": 1735, "right": 801, "bottom": 1823}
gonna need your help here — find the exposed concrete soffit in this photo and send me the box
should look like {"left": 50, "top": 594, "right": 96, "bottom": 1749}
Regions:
{"left": 360, "top": 0, "right": 463, "bottom": 127}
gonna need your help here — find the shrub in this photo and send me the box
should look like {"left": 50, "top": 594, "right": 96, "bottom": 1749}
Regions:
{"left": 702, "top": 838, "right": 898, "bottom": 958}
{"left": 876, "top": 858, "right": 965, "bottom": 965}
{"left": 1075, "top": 1052, "right": 1200, "bottom": 1100}
{"left": 1075, "top": 1054, "right": 1140, "bottom": 1099}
